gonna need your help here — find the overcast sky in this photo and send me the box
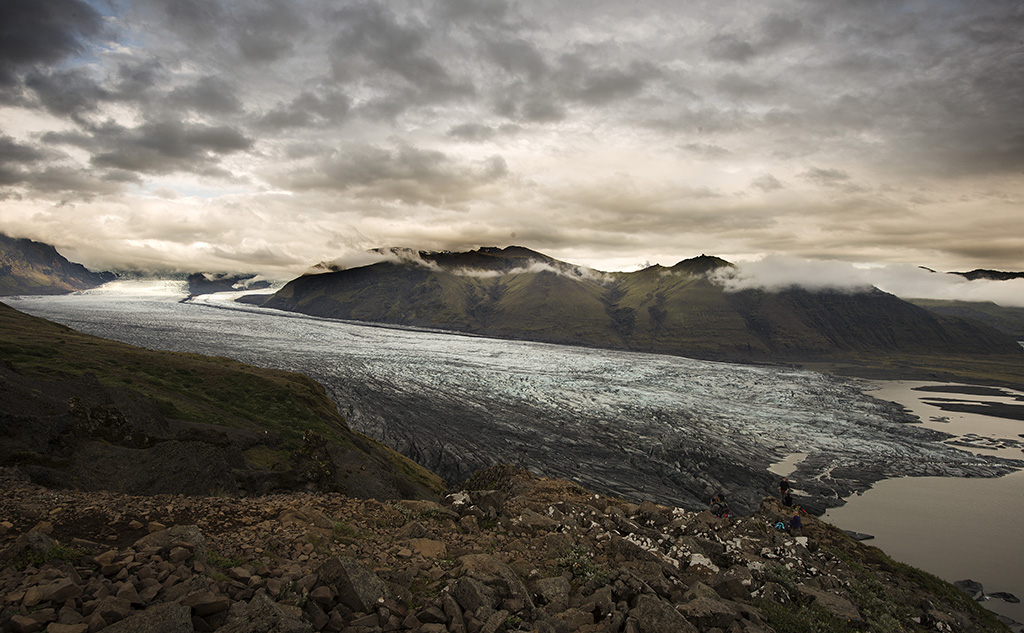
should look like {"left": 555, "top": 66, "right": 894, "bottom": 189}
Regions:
{"left": 1, "top": 1, "right": 1023, "bottom": 292}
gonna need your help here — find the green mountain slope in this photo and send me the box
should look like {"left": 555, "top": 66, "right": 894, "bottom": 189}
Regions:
{"left": 262, "top": 247, "right": 1023, "bottom": 369}
{"left": 908, "top": 298, "right": 1024, "bottom": 340}
{"left": 0, "top": 302, "right": 444, "bottom": 499}
{"left": 0, "top": 233, "right": 112, "bottom": 295}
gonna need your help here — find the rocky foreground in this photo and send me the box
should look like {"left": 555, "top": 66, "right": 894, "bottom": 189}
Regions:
{"left": 0, "top": 466, "right": 1009, "bottom": 633}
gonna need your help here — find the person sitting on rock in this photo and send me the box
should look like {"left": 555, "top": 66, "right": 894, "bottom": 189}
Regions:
{"left": 789, "top": 513, "right": 802, "bottom": 534}
{"left": 709, "top": 493, "right": 731, "bottom": 518}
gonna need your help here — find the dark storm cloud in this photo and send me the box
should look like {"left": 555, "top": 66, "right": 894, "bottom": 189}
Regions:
{"left": 5, "top": 0, "right": 1024, "bottom": 277}
{"left": 235, "top": 0, "right": 307, "bottom": 62}
{"left": 25, "top": 69, "right": 109, "bottom": 117}
{"left": 45, "top": 119, "right": 253, "bottom": 175}
{"left": 708, "top": 34, "right": 757, "bottom": 63}
{"left": 446, "top": 123, "right": 521, "bottom": 141}
{"left": 157, "top": 0, "right": 225, "bottom": 42}
{"left": 485, "top": 39, "right": 549, "bottom": 80}
{"left": 255, "top": 89, "right": 351, "bottom": 131}
{"left": 0, "top": 135, "right": 47, "bottom": 164}
{"left": 327, "top": 3, "right": 475, "bottom": 102}
{"left": 439, "top": 0, "right": 511, "bottom": 23}
{"left": 111, "top": 60, "right": 167, "bottom": 103}
{"left": 447, "top": 123, "right": 496, "bottom": 141}
{"left": 570, "top": 62, "right": 658, "bottom": 105}
{"left": 281, "top": 143, "right": 507, "bottom": 205}
{"left": 0, "top": 0, "right": 104, "bottom": 86}
{"left": 168, "top": 76, "right": 243, "bottom": 114}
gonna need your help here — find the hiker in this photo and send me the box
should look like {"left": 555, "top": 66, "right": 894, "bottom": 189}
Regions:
{"left": 783, "top": 491, "right": 793, "bottom": 507}
{"left": 789, "top": 512, "right": 802, "bottom": 534}
{"left": 709, "top": 493, "right": 731, "bottom": 518}
{"left": 779, "top": 477, "right": 791, "bottom": 497}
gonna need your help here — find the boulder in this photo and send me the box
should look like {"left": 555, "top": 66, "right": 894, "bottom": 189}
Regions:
{"left": 409, "top": 538, "right": 447, "bottom": 558}
{"left": 677, "top": 596, "right": 742, "bottom": 630}
{"left": 458, "top": 554, "right": 533, "bottom": 609}
{"left": 220, "top": 593, "right": 313, "bottom": 633}
{"left": 316, "top": 556, "right": 388, "bottom": 613}
{"left": 628, "top": 594, "right": 698, "bottom": 633}
{"left": 532, "top": 576, "right": 571, "bottom": 613}
{"left": 451, "top": 576, "right": 497, "bottom": 614}
{"left": 133, "top": 525, "right": 207, "bottom": 560}
{"left": 100, "top": 602, "right": 192, "bottom": 633}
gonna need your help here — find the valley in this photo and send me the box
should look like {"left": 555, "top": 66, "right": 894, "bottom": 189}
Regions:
{"left": 7, "top": 285, "right": 1019, "bottom": 518}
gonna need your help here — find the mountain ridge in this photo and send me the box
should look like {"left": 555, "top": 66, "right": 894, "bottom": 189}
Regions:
{"left": 260, "top": 246, "right": 1023, "bottom": 368}
{"left": 0, "top": 233, "right": 113, "bottom": 296}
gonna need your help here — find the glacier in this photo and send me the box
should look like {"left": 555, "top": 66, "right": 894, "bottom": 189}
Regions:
{"left": 7, "top": 283, "right": 1020, "bottom": 514}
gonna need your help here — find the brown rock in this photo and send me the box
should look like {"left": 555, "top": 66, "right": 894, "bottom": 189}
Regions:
{"left": 47, "top": 624, "right": 89, "bottom": 633}
{"left": 31, "top": 573, "right": 82, "bottom": 602}
{"left": 9, "top": 614, "right": 43, "bottom": 633}
{"left": 100, "top": 602, "right": 192, "bottom": 633}
{"left": 168, "top": 547, "right": 191, "bottom": 564}
{"left": 181, "top": 590, "right": 231, "bottom": 617}
{"left": 481, "top": 609, "right": 509, "bottom": 633}
{"left": 116, "top": 582, "right": 142, "bottom": 606}
{"left": 556, "top": 608, "right": 592, "bottom": 630}
{"left": 677, "top": 596, "right": 741, "bottom": 630}
{"left": 409, "top": 538, "right": 447, "bottom": 559}
{"left": 458, "top": 554, "right": 533, "bottom": 609}
{"left": 93, "top": 595, "right": 131, "bottom": 623}
{"left": 628, "top": 595, "right": 697, "bottom": 633}
{"left": 316, "top": 556, "right": 388, "bottom": 613}
{"left": 228, "top": 567, "right": 252, "bottom": 583}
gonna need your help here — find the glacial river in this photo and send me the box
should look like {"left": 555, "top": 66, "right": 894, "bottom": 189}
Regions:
{"left": 5, "top": 282, "right": 1023, "bottom": 624}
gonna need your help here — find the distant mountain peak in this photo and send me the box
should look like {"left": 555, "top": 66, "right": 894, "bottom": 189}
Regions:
{"left": 671, "top": 254, "right": 734, "bottom": 275}
{"left": 950, "top": 269, "right": 1024, "bottom": 281}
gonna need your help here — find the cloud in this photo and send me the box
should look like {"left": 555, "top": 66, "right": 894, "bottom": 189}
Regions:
{"left": 44, "top": 120, "right": 254, "bottom": 176}
{"left": 168, "top": 76, "right": 243, "bottom": 114}
{"left": 277, "top": 143, "right": 508, "bottom": 205}
{"left": 327, "top": 3, "right": 475, "bottom": 103}
{"left": 750, "top": 174, "right": 784, "bottom": 192}
{"left": 0, "top": 0, "right": 104, "bottom": 86}
{"left": 235, "top": 0, "right": 307, "bottom": 62}
{"left": 1, "top": 0, "right": 1023, "bottom": 278}
{"left": 0, "top": 135, "right": 47, "bottom": 164}
{"left": 255, "top": 88, "right": 351, "bottom": 131}
{"left": 708, "top": 34, "right": 757, "bottom": 63}
{"left": 714, "top": 255, "right": 1024, "bottom": 308}
{"left": 25, "top": 69, "right": 109, "bottom": 117}
{"left": 800, "top": 167, "right": 851, "bottom": 185}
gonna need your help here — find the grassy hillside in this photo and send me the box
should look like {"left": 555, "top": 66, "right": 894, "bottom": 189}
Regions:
{"left": 908, "top": 298, "right": 1024, "bottom": 339}
{"left": 0, "top": 301, "right": 445, "bottom": 498}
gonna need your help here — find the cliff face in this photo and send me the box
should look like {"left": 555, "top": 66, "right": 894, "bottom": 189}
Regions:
{"left": 0, "top": 234, "right": 113, "bottom": 296}
{"left": 0, "top": 465, "right": 1009, "bottom": 633}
